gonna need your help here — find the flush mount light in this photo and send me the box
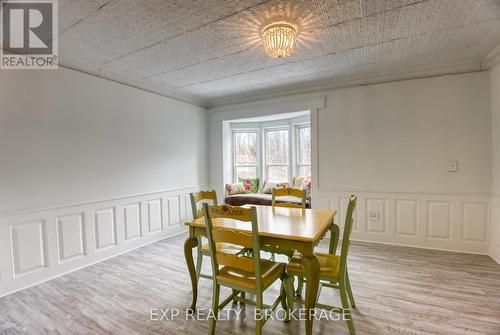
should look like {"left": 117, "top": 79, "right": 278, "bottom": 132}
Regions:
{"left": 262, "top": 21, "right": 297, "bottom": 58}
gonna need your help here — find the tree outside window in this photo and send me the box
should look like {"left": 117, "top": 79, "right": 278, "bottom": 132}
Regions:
{"left": 233, "top": 131, "right": 257, "bottom": 180}
{"left": 297, "top": 126, "right": 311, "bottom": 177}
{"left": 265, "top": 128, "right": 289, "bottom": 182}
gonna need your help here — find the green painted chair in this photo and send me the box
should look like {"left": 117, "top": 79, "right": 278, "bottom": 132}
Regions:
{"left": 286, "top": 195, "right": 358, "bottom": 335}
{"left": 294, "top": 210, "right": 341, "bottom": 297}
{"left": 268, "top": 187, "right": 308, "bottom": 276}
{"left": 203, "top": 203, "right": 293, "bottom": 335}
{"left": 271, "top": 187, "right": 307, "bottom": 209}
{"left": 268, "top": 187, "right": 307, "bottom": 259}
{"left": 189, "top": 190, "right": 242, "bottom": 282}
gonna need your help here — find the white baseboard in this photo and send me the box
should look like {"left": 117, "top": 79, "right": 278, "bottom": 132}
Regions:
{"left": 351, "top": 237, "right": 488, "bottom": 256}
{"left": 490, "top": 242, "right": 500, "bottom": 265}
{"left": 0, "top": 185, "right": 203, "bottom": 297}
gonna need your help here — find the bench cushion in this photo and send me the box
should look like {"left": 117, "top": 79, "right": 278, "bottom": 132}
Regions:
{"left": 224, "top": 193, "right": 310, "bottom": 208}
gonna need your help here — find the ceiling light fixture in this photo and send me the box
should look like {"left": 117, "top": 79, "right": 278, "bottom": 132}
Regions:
{"left": 262, "top": 21, "right": 297, "bottom": 58}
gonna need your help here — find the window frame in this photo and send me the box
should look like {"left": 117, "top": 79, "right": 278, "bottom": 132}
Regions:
{"left": 263, "top": 126, "right": 291, "bottom": 183}
{"left": 296, "top": 124, "right": 311, "bottom": 178}
{"left": 232, "top": 128, "right": 260, "bottom": 183}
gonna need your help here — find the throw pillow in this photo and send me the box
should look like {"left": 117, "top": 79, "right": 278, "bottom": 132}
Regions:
{"left": 262, "top": 181, "right": 290, "bottom": 194}
{"left": 300, "top": 177, "right": 312, "bottom": 200}
{"left": 238, "top": 177, "right": 260, "bottom": 193}
{"left": 293, "top": 176, "right": 309, "bottom": 189}
{"left": 226, "top": 182, "right": 246, "bottom": 195}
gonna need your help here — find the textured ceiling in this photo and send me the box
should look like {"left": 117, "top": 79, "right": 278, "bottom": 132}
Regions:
{"left": 53, "top": 1, "right": 500, "bottom": 106}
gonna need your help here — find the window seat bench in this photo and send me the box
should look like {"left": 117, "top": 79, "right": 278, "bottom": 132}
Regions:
{"left": 224, "top": 193, "right": 311, "bottom": 208}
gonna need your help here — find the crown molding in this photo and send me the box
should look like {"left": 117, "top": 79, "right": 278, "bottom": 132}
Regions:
{"left": 206, "top": 59, "right": 482, "bottom": 108}
{"left": 57, "top": 55, "right": 487, "bottom": 110}
{"left": 481, "top": 43, "right": 500, "bottom": 70}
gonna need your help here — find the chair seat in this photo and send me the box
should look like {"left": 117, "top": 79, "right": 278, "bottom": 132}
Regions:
{"left": 201, "top": 242, "right": 242, "bottom": 255}
{"left": 286, "top": 252, "right": 341, "bottom": 279}
{"left": 217, "top": 260, "right": 285, "bottom": 290}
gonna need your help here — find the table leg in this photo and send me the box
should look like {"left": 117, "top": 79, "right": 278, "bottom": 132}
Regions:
{"left": 302, "top": 254, "right": 320, "bottom": 335}
{"left": 184, "top": 235, "right": 199, "bottom": 312}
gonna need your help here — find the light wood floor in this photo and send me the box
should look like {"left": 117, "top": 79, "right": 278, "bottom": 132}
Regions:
{"left": 1, "top": 234, "right": 500, "bottom": 335}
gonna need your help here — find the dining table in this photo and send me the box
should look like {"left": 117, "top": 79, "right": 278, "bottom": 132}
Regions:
{"left": 183, "top": 205, "right": 337, "bottom": 335}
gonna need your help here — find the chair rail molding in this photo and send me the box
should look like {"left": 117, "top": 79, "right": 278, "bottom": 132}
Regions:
{"left": 313, "top": 189, "right": 491, "bottom": 255}
{"left": 0, "top": 185, "right": 206, "bottom": 297}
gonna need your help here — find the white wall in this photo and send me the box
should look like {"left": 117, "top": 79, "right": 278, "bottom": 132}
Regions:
{"left": 0, "top": 67, "right": 208, "bottom": 214}
{"left": 0, "top": 67, "right": 208, "bottom": 296}
{"left": 319, "top": 72, "right": 491, "bottom": 194}
{"left": 490, "top": 63, "right": 500, "bottom": 264}
{"left": 210, "top": 72, "right": 492, "bottom": 255}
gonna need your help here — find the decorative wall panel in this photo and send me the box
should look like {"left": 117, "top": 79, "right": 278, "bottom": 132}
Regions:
{"left": 57, "top": 214, "right": 85, "bottom": 262}
{"left": 0, "top": 185, "right": 203, "bottom": 297}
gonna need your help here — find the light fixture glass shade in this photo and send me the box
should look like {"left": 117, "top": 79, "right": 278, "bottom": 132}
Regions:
{"left": 262, "top": 21, "right": 297, "bottom": 58}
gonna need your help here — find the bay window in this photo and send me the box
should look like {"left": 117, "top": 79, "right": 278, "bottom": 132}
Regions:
{"left": 230, "top": 117, "right": 310, "bottom": 184}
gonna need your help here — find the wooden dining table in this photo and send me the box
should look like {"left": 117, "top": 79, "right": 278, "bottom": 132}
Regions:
{"left": 184, "top": 205, "right": 337, "bottom": 335}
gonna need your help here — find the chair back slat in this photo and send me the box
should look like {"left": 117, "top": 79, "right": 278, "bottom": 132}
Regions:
{"left": 206, "top": 205, "right": 253, "bottom": 221}
{"left": 190, "top": 190, "right": 218, "bottom": 219}
{"left": 203, "top": 204, "right": 263, "bottom": 290}
{"left": 272, "top": 187, "right": 305, "bottom": 198}
{"left": 271, "top": 187, "right": 306, "bottom": 209}
{"left": 273, "top": 202, "right": 304, "bottom": 209}
{"left": 193, "top": 190, "right": 217, "bottom": 203}
{"left": 211, "top": 228, "right": 253, "bottom": 248}
{"left": 215, "top": 252, "right": 255, "bottom": 272}
{"left": 339, "top": 195, "right": 357, "bottom": 277}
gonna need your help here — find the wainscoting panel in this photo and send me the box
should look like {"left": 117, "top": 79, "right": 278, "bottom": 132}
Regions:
{"left": 314, "top": 190, "right": 490, "bottom": 254}
{"left": 123, "top": 203, "right": 141, "bottom": 242}
{"left": 167, "top": 196, "right": 180, "bottom": 227}
{"left": 146, "top": 199, "right": 163, "bottom": 234}
{"left": 183, "top": 194, "right": 193, "bottom": 221}
{"left": 395, "top": 200, "right": 418, "bottom": 238}
{"left": 462, "top": 203, "right": 488, "bottom": 242}
{"left": 490, "top": 196, "right": 500, "bottom": 264}
{"left": 11, "top": 221, "right": 47, "bottom": 277}
{"left": 94, "top": 208, "right": 117, "bottom": 251}
{"left": 0, "top": 185, "right": 203, "bottom": 297}
{"left": 427, "top": 201, "right": 452, "bottom": 240}
{"left": 56, "top": 213, "right": 85, "bottom": 263}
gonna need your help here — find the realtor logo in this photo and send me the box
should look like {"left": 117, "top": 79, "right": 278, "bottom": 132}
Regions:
{"left": 1, "top": 0, "right": 58, "bottom": 69}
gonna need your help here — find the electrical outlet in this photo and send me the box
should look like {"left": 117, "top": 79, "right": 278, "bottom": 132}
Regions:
{"left": 448, "top": 160, "right": 458, "bottom": 172}
{"left": 368, "top": 211, "right": 378, "bottom": 221}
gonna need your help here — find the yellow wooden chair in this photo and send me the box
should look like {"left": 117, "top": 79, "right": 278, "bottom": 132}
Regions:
{"left": 203, "top": 203, "right": 293, "bottom": 335}
{"left": 266, "top": 187, "right": 307, "bottom": 262}
{"left": 189, "top": 190, "right": 242, "bottom": 282}
{"left": 286, "top": 195, "right": 358, "bottom": 335}
{"left": 271, "top": 187, "right": 307, "bottom": 209}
